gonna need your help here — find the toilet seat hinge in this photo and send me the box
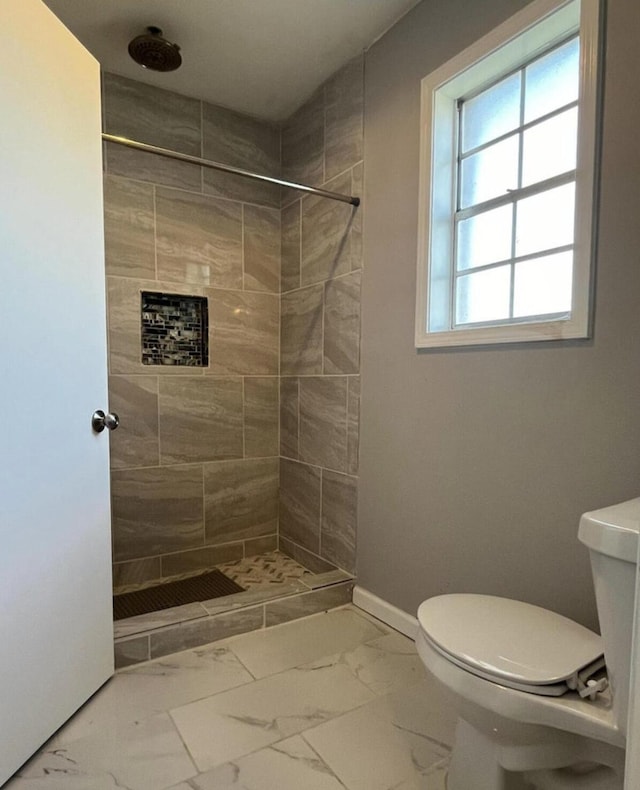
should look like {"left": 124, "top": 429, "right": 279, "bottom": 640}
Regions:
{"left": 578, "top": 676, "right": 608, "bottom": 701}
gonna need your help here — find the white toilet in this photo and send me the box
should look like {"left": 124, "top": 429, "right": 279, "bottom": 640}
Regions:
{"left": 416, "top": 498, "right": 640, "bottom": 790}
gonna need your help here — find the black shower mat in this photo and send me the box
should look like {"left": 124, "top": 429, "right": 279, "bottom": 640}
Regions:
{"left": 113, "top": 569, "right": 244, "bottom": 620}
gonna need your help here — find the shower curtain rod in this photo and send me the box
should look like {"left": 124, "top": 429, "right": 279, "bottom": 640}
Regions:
{"left": 102, "top": 133, "right": 360, "bottom": 207}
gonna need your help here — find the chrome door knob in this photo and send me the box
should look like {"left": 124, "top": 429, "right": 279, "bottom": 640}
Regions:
{"left": 91, "top": 410, "right": 120, "bottom": 433}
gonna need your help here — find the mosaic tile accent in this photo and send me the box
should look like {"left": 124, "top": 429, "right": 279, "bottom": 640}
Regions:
{"left": 218, "top": 551, "right": 313, "bottom": 589}
{"left": 141, "top": 291, "right": 209, "bottom": 367}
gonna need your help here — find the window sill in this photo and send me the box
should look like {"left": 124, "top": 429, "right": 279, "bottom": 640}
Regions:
{"left": 415, "top": 317, "right": 590, "bottom": 349}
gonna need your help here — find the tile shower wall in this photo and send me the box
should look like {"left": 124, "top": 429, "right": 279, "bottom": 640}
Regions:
{"left": 278, "top": 57, "right": 364, "bottom": 574}
{"left": 103, "top": 73, "right": 281, "bottom": 588}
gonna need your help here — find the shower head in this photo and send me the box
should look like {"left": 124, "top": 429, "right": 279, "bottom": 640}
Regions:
{"left": 128, "top": 26, "right": 182, "bottom": 72}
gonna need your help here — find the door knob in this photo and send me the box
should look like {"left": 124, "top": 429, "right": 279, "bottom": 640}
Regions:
{"left": 91, "top": 410, "right": 120, "bottom": 433}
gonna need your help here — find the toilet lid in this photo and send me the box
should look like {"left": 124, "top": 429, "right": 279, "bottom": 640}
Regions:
{"left": 417, "top": 594, "right": 604, "bottom": 687}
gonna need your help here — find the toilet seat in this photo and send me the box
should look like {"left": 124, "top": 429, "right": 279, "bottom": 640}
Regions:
{"left": 417, "top": 595, "right": 605, "bottom": 697}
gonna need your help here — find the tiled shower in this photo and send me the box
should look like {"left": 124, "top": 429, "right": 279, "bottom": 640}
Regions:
{"left": 103, "top": 57, "right": 363, "bottom": 660}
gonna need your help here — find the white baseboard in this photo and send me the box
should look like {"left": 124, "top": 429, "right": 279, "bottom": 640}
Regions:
{"left": 352, "top": 585, "right": 419, "bottom": 639}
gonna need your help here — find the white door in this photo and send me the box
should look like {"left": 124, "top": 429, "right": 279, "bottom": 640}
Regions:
{"left": 0, "top": 1, "right": 113, "bottom": 783}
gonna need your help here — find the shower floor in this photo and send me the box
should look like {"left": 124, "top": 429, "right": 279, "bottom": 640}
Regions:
{"left": 113, "top": 550, "right": 355, "bottom": 668}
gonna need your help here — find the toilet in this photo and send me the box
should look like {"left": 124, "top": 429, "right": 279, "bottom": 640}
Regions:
{"left": 416, "top": 498, "right": 640, "bottom": 790}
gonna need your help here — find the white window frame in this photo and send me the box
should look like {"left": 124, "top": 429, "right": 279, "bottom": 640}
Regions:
{"left": 415, "top": 0, "right": 601, "bottom": 349}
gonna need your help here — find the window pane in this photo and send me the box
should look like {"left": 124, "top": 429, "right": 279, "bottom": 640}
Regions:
{"left": 455, "top": 265, "right": 511, "bottom": 325}
{"left": 522, "top": 107, "right": 578, "bottom": 187}
{"left": 460, "top": 134, "right": 519, "bottom": 209}
{"left": 513, "top": 251, "right": 573, "bottom": 317}
{"left": 524, "top": 38, "right": 579, "bottom": 123}
{"left": 457, "top": 204, "right": 513, "bottom": 271}
{"left": 461, "top": 73, "right": 521, "bottom": 153}
{"left": 515, "top": 182, "right": 575, "bottom": 257}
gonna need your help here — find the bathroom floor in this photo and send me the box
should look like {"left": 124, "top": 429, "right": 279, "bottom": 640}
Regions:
{"left": 8, "top": 605, "right": 456, "bottom": 790}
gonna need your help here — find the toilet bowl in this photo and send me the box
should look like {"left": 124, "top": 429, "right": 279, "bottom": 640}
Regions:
{"left": 416, "top": 498, "right": 640, "bottom": 790}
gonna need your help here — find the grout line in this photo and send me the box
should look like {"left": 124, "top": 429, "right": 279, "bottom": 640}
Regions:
{"left": 280, "top": 454, "right": 358, "bottom": 480}
{"left": 241, "top": 202, "right": 246, "bottom": 290}
{"left": 295, "top": 376, "right": 300, "bottom": 460}
{"left": 154, "top": 375, "right": 161, "bottom": 467}
{"left": 242, "top": 376, "right": 246, "bottom": 460}
{"left": 299, "top": 736, "right": 353, "bottom": 790}
{"left": 319, "top": 467, "right": 323, "bottom": 557}
{"left": 322, "top": 83, "right": 327, "bottom": 186}
{"left": 201, "top": 462, "right": 206, "bottom": 548}
{"left": 107, "top": 171, "right": 280, "bottom": 212}
{"left": 321, "top": 279, "right": 326, "bottom": 375}
{"left": 168, "top": 709, "right": 203, "bottom": 775}
{"left": 152, "top": 185, "right": 158, "bottom": 280}
{"left": 297, "top": 200, "right": 302, "bottom": 290}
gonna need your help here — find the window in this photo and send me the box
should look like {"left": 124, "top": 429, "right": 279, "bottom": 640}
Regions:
{"left": 415, "top": 0, "right": 601, "bottom": 348}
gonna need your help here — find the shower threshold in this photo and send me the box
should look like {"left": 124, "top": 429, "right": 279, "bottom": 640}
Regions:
{"left": 113, "top": 547, "right": 354, "bottom": 668}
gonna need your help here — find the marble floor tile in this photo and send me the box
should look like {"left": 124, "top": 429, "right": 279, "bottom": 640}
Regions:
{"left": 169, "top": 661, "right": 376, "bottom": 771}
{"left": 303, "top": 680, "right": 455, "bottom": 790}
{"left": 54, "top": 645, "right": 254, "bottom": 746}
{"left": 223, "top": 606, "right": 384, "bottom": 679}
{"left": 10, "top": 714, "right": 196, "bottom": 790}
{"left": 169, "top": 735, "right": 345, "bottom": 790}
{"left": 388, "top": 759, "right": 449, "bottom": 790}
{"left": 6, "top": 605, "right": 455, "bottom": 790}
{"left": 306, "top": 630, "right": 428, "bottom": 696}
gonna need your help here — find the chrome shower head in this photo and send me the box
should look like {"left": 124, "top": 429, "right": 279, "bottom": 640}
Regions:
{"left": 128, "top": 26, "right": 182, "bottom": 72}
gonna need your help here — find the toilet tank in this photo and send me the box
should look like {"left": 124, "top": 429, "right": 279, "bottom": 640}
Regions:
{"left": 578, "top": 498, "right": 640, "bottom": 735}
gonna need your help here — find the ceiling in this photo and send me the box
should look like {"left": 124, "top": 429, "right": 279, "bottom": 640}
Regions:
{"left": 44, "top": 0, "right": 420, "bottom": 122}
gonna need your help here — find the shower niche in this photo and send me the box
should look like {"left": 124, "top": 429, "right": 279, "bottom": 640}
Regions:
{"left": 141, "top": 291, "right": 209, "bottom": 367}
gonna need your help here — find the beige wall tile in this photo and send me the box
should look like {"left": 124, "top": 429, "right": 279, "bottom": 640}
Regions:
{"left": 299, "top": 377, "right": 348, "bottom": 472}
{"left": 280, "top": 285, "right": 323, "bottom": 375}
{"left": 202, "top": 103, "right": 281, "bottom": 207}
{"left": 112, "top": 466, "right": 204, "bottom": 562}
{"left": 155, "top": 188, "right": 243, "bottom": 288}
{"left": 279, "top": 459, "right": 321, "bottom": 553}
{"left": 347, "top": 376, "right": 360, "bottom": 475}
{"left": 103, "top": 73, "right": 201, "bottom": 156}
{"left": 280, "top": 377, "right": 299, "bottom": 459}
{"left": 244, "top": 377, "right": 279, "bottom": 457}
{"left": 282, "top": 89, "right": 324, "bottom": 189}
{"left": 114, "top": 635, "right": 150, "bottom": 669}
{"left": 105, "top": 141, "right": 202, "bottom": 191}
{"left": 103, "top": 176, "right": 155, "bottom": 278}
{"left": 281, "top": 201, "right": 301, "bottom": 292}
{"left": 159, "top": 377, "right": 243, "bottom": 463}
{"left": 351, "top": 163, "right": 364, "bottom": 271}
{"left": 149, "top": 607, "right": 264, "bottom": 659}
{"left": 279, "top": 537, "right": 337, "bottom": 574}
{"left": 301, "top": 171, "right": 354, "bottom": 286}
{"left": 108, "top": 375, "right": 159, "bottom": 469}
{"left": 161, "top": 543, "right": 244, "bottom": 577}
{"left": 321, "top": 470, "right": 357, "bottom": 573}
{"left": 264, "top": 583, "right": 353, "bottom": 627}
{"left": 205, "top": 458, "right": 279, "bottom": 544}
{"left": 243, "top": 205, "right": 281, "bottom": 293}
{"left": 207, "top": 290, "right": 279, "bottom": 375}
{"left": 324, "top": 272, "right": 361, "bottom": 374}
{"left": 112, "top": 557, "right": 162, "bottom": 589}
{"left": 245, "top": 534, "right": 278, "bottom": 556}
{"left": 325, "top": 57, "right": 364, "bottom": 182}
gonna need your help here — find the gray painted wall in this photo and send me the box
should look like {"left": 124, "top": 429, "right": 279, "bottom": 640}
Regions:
{"left": 358, "top": 0, "right": 640, "bottom": 630}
